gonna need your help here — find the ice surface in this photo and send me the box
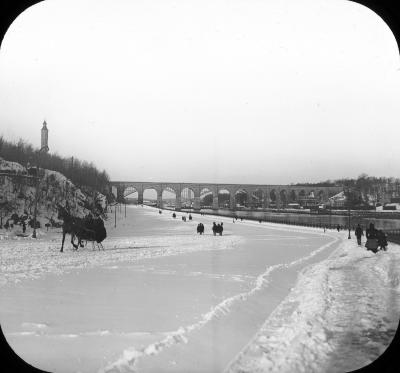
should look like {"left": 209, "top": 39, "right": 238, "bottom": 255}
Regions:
{"left": 1, "top": 205, "right": 399, "bottom": 373}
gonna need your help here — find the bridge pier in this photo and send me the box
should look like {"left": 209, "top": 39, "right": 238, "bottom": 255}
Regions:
{"left": 263, "top": 190, "right": 270, "bottom": 209}
{"left": 194, "top": 196, "right": 201, "bottom": 210}
{"left": 175, "top": 194, "right": 181, "bottom": 211}
{"left": 276, "top": 190, "right": 281, "bottom": 209}
{"left": 247, "top": 191, "right": 253, "bottom": 209}
{"left": 157, "top": 194, "right": 162, "bottom": 209}
{"left": 117, "top": 186, "right": 124, "bottom": 203}
{"left": 230, "top": 194, "right": 235, "bottom": 210}
{"left": 212, "top": 195, "right": 219, "bottom": 210}
{"left": 138, "top": 191, "right": 144, "bottom": 205}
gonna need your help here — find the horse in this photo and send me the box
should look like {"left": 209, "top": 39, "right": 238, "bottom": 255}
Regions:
{"left": 57, "top": 205, "right": 106, "bottom": 252}
{"left": 57, "top": 204, "right": 81, "bottom": 252}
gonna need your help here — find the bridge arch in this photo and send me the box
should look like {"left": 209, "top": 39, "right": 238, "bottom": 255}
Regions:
{"left": 217, "top": 188, "right": 231, "bottom": 209}
{"left": 317, "top": 189, "right": 325, "bottom": 203}
{"left": 269, "top": 189, "right": 277, "bottom": 206}
{"left": 234, "top": 188, "right": 250, "bottom": 208}
{"left": 161, "top": 186, "right": 177, "bottom": 210}
{"left": 142, "top": 187, "right": 158, "bottom": 206}
{"left": 199, "top": 187, "right": 213, "bottom": 208}
{"left": 123, "top": 186, "right": 138, "bottom": 203}
{"left": 181, "top": 187, "right": 195, "bottom": 209}
{"left": 253, "top": 188, "right": 263, "bottom": 209}
{"left": 289, "top": 189, "right": 298, "bottom": 203}
{"left": 280, "top": 189, "right": 288, "bottom": 208}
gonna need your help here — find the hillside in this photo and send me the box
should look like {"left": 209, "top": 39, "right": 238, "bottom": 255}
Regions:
{"left": 0, "top": 157, "right": 108, "bottom": 236}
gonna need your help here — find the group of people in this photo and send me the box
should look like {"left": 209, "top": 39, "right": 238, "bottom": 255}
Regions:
{"left": 212, "top": 222, "right": 224, "bottom": 236}
{"left": 355, "top": 223, "right": 388, "bottom": 253}
{"left": 196, "top": 223, "right": 205, "bottom": 235}
{"left": 196, "top": 222, "right": 224, "bottom": 236}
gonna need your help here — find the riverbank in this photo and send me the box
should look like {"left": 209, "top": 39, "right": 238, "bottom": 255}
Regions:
{"left": 226, "top": 236, "right": 400, "bottom": 373}
{"left": 178, "top": 207, "right": 400, "bottom": 243}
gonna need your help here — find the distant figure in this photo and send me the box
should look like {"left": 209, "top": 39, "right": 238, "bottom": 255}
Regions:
{"left": 366, "top": 223, "right": 378, "bottom": 239}
{"left": 377, "top": 230, "right": 388, "bottom": 251}
{"left": 336, "top": 224, "right": 340, "bottom": 232}
{"left": 197, "top": 223, "right": 204, "bottom": 235}
{"left": 188, "top": 214, "right": 192, "bottom": 221}
{"left": 172, "top": 213, "right": 176, "bottom": 218}
{"left": 212, "top": 222, "right": 217, "bottom": 236}
{"left": 355, "top": 224, "right": 363, "bottom": 246}
{"left": 365, "top": 223, "right": 379, "bottom": 253}
{"left": 22, "top": 221, "right": 26, "bottom": 233}
{"left": 159, "top": 210, "right": 162, "bottom": 214}
{"left": 182, "top": 216, "right": 186, "bottom": 222}
{"left": 219, "top": 222, "right": 223, "bottom": 236}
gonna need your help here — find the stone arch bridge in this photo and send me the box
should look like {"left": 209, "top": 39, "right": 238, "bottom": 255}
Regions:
{"left": 109, "top": 181, "right": 342, "bottom": 211}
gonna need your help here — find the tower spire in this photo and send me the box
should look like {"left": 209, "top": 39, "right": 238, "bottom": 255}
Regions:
{"left": 41, "top": 120, "right": 49, "bottom": 153}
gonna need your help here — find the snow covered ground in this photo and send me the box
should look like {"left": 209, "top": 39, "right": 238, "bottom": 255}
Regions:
{"left": 1, "top": 206, "right": 399, "bottom": 373}
{"left": 226, "top": 236, "right": 400, "bottom": 373}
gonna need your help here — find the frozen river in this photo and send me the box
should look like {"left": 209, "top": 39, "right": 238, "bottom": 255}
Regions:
{"left": 0, "top": 206, "right": 378, "bottom": 372}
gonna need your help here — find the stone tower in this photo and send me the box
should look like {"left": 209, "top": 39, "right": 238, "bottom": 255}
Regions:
{"left": 41, "top": 120, "right": 49, "bottom": 152}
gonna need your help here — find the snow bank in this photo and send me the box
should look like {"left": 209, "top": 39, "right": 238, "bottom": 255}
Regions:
{"left": 226, "top": 238, "right": 400, "bottom": 373}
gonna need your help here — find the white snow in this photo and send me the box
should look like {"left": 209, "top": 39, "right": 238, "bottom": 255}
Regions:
{"left": 0, "top": 208, "right": 242, "bottom": 287}
{"left": 0, "top": 158, "right": 26, "bottom": 173}
{"left": 226, "top": 238, "right": 400, "bottom": 373}
{"left": 1, "top": 205, "right": 400, "bottom": 373}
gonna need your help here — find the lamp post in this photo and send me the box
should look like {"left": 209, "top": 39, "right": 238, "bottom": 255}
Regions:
{"left": 344, "top": 187, "right": 352, "bottom": 239}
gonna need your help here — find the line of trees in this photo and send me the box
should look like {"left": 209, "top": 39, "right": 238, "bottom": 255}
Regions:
{"left": 295, "top": 174, "right": 400, "bottom": 193}
{"left": 0, "top": 136, "right": 110, "bottom": 194}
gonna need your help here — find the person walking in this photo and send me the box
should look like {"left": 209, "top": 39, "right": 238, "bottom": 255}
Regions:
{"left": 377, "top": 230, "right": 388, "bottom": 251}
{"left": 366, "top": 223, "right": 379, "bottom": 253}
{"left": 212, "top": 222, "right": 217, "bottom": 236}
{"left": 355, "top": 224, "right": 363, "bottom": 246}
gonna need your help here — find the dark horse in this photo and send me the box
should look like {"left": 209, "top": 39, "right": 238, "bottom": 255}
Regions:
{"left": 57, "top": 204, "right": 107, "bottom": 252}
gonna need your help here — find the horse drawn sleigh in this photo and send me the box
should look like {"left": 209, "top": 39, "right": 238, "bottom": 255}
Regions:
{"left": 57, "top": 204, "right": 107, "bottom": 252}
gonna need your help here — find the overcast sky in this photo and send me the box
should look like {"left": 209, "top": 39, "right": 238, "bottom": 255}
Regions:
{"left": 0, "top": 0, "right": 399, "bottom": 184}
